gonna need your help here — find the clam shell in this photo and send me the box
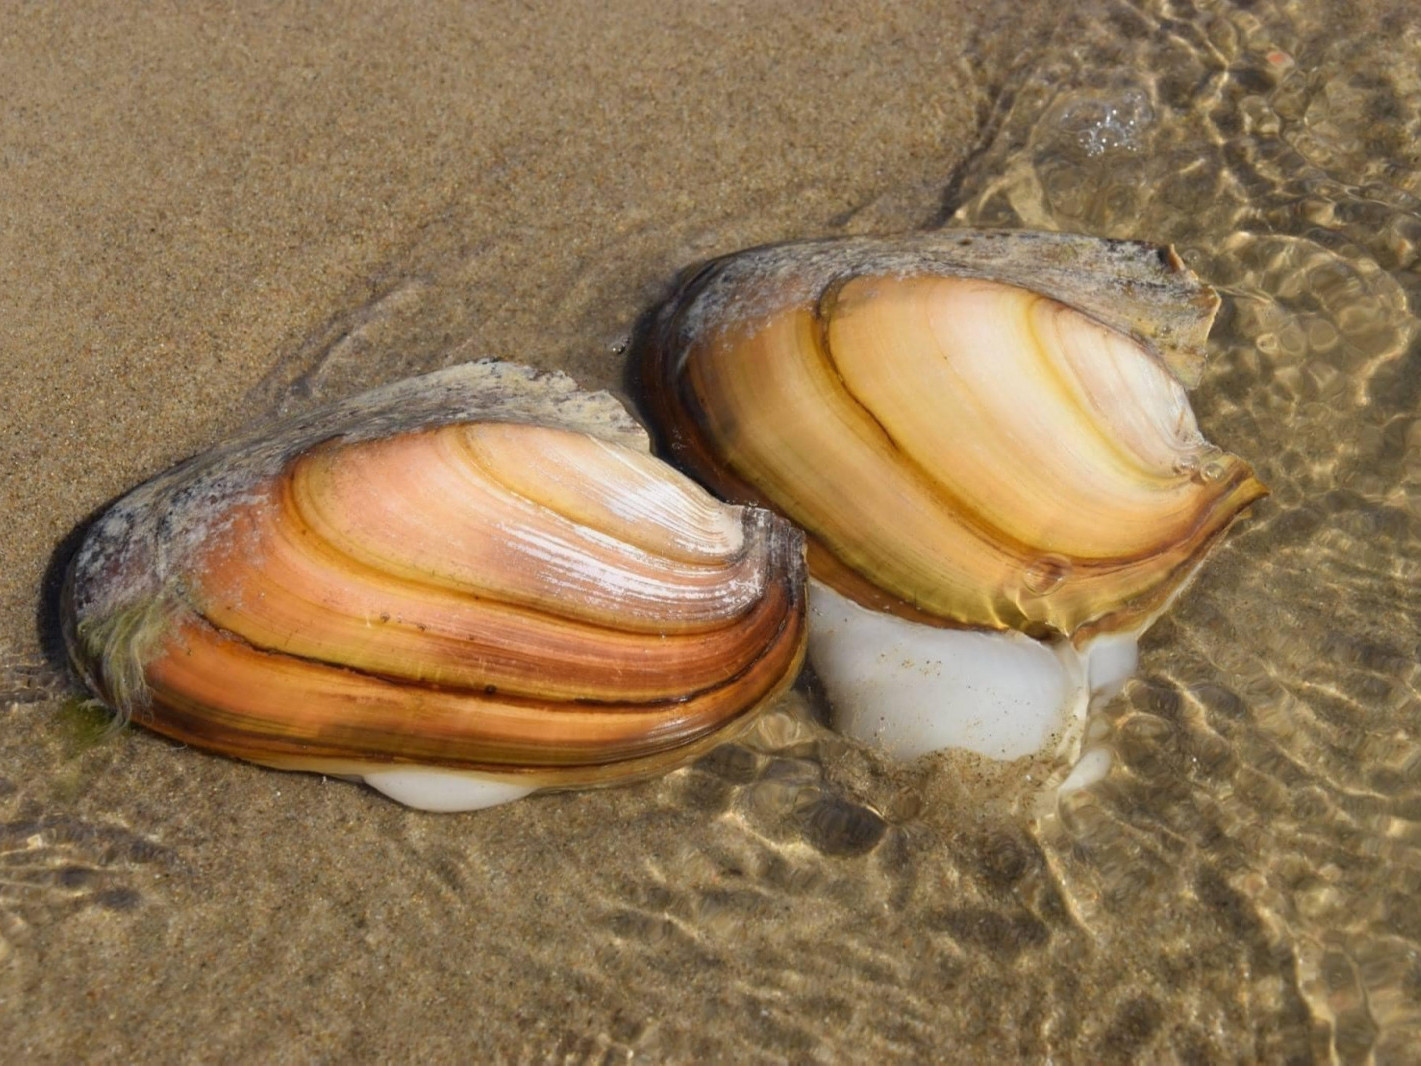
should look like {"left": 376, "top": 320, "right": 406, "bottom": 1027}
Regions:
{"left": 638, "top": 230, "right": 1267, "bottom": 774}
{"left": 640, "top": 230, "right": 1267, "bottom": 642}
{"left": 63, "top": 361, "right": 807, "bottom": 809}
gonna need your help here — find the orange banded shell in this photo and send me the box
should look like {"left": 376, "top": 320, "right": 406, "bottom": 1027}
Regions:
{"left": 640, "top": 231, "right": 1267, "bottom": 644}
{"left": 62, "top": 362, "right": 807, "bottom": 808}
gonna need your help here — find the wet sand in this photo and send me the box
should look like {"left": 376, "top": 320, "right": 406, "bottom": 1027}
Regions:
{"left": 5, "top": 0, "right": 1421, "bottom": 1062}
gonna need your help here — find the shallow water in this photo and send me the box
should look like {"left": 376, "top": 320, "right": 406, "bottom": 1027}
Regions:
{"left": 4, "top": 0, "right": 1421, "bottom": 1061}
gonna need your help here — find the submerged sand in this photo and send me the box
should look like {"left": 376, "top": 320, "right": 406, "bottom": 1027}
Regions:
{"left": 4, "top": 0, "right": 1421, "bottom": 1061}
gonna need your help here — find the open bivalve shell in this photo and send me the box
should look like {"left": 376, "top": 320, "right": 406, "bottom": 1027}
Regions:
{"left": 640, "top": 230, "right": 1267, "bottom": 782}
{"left": 62, "top": 361, "right": 807, "bottom": 810}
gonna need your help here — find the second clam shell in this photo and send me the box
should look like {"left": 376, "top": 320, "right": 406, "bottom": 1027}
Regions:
{"left": 641, "top": 230, "right": 1268, "bottom": 643}
{"left": 638, "top": 230, "right": 1267, "bottom": 771}
{"left": 62, "top": 361, "right": 808, "bottom": 810}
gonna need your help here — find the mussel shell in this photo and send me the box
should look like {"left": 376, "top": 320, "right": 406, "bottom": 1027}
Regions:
{"left": 639, "top": 230, "right": 1267, "bottom": 642}
{"left": 63, "top": 361, "right": 807, "bottom": 796}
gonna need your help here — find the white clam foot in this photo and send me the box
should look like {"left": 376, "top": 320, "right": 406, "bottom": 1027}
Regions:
{"left": 357, "top": 768, "right": 537, "bottom": 812}
{"left": 808, "top": 579, "right": 1138, "bottom": 775}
